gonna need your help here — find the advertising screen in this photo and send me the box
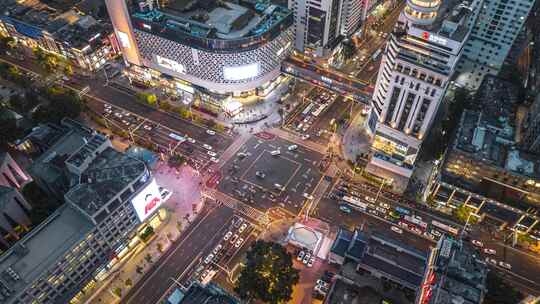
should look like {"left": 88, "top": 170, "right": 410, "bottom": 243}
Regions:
{"left": 223, "top": 63, "right": 259, "bottom": 81}
{"left": 131, "top": 178, "right": 163, "bottom": 221}
{"left": 156, "top": 55, "right": 185, "bottom": 74}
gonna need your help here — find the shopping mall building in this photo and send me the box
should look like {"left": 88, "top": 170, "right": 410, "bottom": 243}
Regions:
{"left": 106, "top": 0, "right": 294, "bottom": 113}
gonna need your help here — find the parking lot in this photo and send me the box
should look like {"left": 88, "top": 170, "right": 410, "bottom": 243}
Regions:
{"left": 217, "top": 136, "right": 325, "bottom": 213}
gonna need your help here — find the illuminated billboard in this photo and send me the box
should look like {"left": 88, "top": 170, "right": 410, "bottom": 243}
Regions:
{"left": 223, "top": 63, "right": 260, "bottom": 80}
{"left": 131, "top": 178, "right": 163, "bottom": 221}
{"left": 156, "top": 55, "right": 185, "bottom": 74}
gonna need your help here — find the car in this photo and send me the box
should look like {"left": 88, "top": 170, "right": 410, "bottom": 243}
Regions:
{"left": 230, "top": 234, "right": 239, "bottom": 244}
{"left": 498, "top": 261, "right": 512, "bottom": 270}
{"left": 237, "top": 152, "right": 247, "bottom": 158}
{"left": 391, "top": 226, "right": 403, "bottom": 234}
{"left": 376, "top": 207, "right": 387, "bottom": 214}
{"left": 239, "top": 223, "right": 248, "bottom": 233}
{"left": 485, "top": 257, "right": 497, "bottom": 265}
{"left": 223, "top": 231, "right": 233, "bottom": 241}
{"left": 255, "top": 171, "right": 266, "bottom": 178}
{"left": 297, "top": 251, "right": 305, "bottom": 261}
{"left": 203, "top": 144, "right": 213, "bottom": 150}
{"left": 339, "top": 205, "right": 352, "bottom": 214}
{"left": 270, "top": 150, "right": 281, "bottom": 156}
{"left": 212, "top": 244, "right": 223, "bottom": 255}
{"left": 483, "top": 248, "right": 496, "bottom": 255}
{"left": 303, "top": 193, "right": 314, "bottom": 200}
{"left": 207, "top": 151, "right": 217, "bottom": 157}
{"left": 302, "top": 253, "right": 311, "bottom": 264}
{"left": 365, "top": 196, "right": 375, "bottom": 203}
{"left": 274, "top": 183, "right": 284, "bottom": 191}
{"left": 368, "top": 209, "right": 378, "bottom": 216}
{"left": 301, "top": 134, "right": 310, "bottom": 140}
{"left": 206, "top": 129, "right": 216, "bottom": 135}
{"left": 471, "top": 240, "right": 484, "bottom": 247}
{"left": 380, "top": 203, "right": 390, "bottom": 209}
{"left": 307, "top": 257, "right": 314, "bottom": 267}
{"left": 288, "top": 144, "right": 298, "bottom": 151}
{"left": 430, "top": 229, "right": 442, "bottom": 237}
{"left": 235, "top": 238, "right": 244, "bottom": 248}
{"left": 143, "top": 124, "right": 152, "bottom": 131}
{"left": 234, "top": 218, "right": 244, "bottom": 228}
{"left": 316, "top": 280, "right": 329, "bottom": 288}
{"left": 187, "top": 137, "right": 196, "bottom": 143}
{"left": 210, "top": 157, "right": 219, "bottom": 163}
{"left": 204, "top": 254, "right": 215, "bottom": 264}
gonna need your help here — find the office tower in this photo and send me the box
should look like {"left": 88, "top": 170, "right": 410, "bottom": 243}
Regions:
{"left": 340, "top": 0, "right": 363, "bottom": 36}
{"left": 288, "top": 0, "right": 343, "bottom": 57}
{"left": 455, "top": 0, "right": 535, "bottom": 90}
{"left": 366, "top": 0, "right": 476, "bottom": 190}
{"left": 522, "top": 93, "right": 540, "bottom": 154}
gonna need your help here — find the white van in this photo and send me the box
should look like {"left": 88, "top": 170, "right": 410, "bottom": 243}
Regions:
{"left": 288, "top": 145, "right": 298, "bottom": 151}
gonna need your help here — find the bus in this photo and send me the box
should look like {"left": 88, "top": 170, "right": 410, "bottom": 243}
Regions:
{"left": 431, "top": 220, "right": 459, "bottom": 235}
{"left": 403, "top": 215, "right": 428, "bottom": 231}
{"left": 342, "top": 196, "right": 368, "bottom": 211}
{"left": 372, "top": 48, "right": 383, "bottom": 60}
{"left": 169, "top": 133, "right": 185, "bottom": 142}
{"left": 312, "top": 104, "right": 327, "bottom": 117}
{"left": 395, "top": 206, "right": 411, "bottom": 216}
{"left": 302, "top": 103, "right": 315, "bottom": 115}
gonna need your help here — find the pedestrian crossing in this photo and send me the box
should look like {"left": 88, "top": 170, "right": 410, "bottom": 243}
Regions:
{"left": 205, "top": 189, "right": 269, "bottom": 225}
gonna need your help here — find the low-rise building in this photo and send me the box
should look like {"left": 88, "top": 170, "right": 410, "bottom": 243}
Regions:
{"left": 417, "top": 236, "right": 488, "bottom": 304}
{"left": 0, "top": 153, "right": 31, "bottom": 190}
{"left": 329, "top": 228, "right": 430, "bottom": 295}
{"left": 429, "top": 76, "right": 540, "bottom": 231}
{"left": 0, "top": 119, "right": 167, "bottom": 304}
{"left": 0, "top": 0, "right": 119, "bottom": 71}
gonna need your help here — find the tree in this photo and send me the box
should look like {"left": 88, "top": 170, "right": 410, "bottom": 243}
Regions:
{"left": 453, "top": 205, "right": 478, "bottom": 224}
{"left": 32, "top": 86, "right": 83, "bottom": 124}
{"left": 168, "top": 154, "right": 186, "bottom": 168}
{"left": 21, "top": 181, "right": 60, "bottom": 225}
{"left": 234, "top": 240, "right": 299, "bottom": 304}
{"left": 112, "top": 287, "right": 122, "bottom": 298}
{"left": 63, "top": 64, "right": 73, "bottom": 77}
{"left": 136, "top": 265, "right": 143, "bottom": 274}
{"left": 484, "top": 271, "right": 524, "bottom": 304}
{"left": 156, "top": 242, "right": 164, "bottom": 253}
{"left": 0, "top": 36, "right": 16, "bottom": 54}
{"left": 144, "top": 254, "right": 153, "bottom": 263}
{"left": 125, "top": 278, "right": 133, "bottom": 287}
{"left": 0, "top": 116, "right": 23, "bottom": 145}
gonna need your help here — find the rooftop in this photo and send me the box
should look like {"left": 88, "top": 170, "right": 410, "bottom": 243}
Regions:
{"left": 131, "top": 0, "right": 291, "bottom": 40}
{"left": 450, "top": 76, "right": 540, "bottom": 179}
{"left": 167, "top": 282, "right": 238, "bottom": 304}
{"left": 0, "top": 0, "right": 112, "bottom": 51}
{"left": 0, "top": 205, "right": 93, "bottom": 302}
{"left": 413, "top": 0, "right": 474, "bottom": 42}
{"left": 65, "top": 147, "right": 146, "bottom": 217}
{"left": 428, "top": 237, "right": 488, "bottom": 304}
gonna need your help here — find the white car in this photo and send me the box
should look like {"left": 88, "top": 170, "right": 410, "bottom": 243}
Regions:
{"left": 301, "top": 134, "right": 310, "bottom": 140}
{"left": 391, "top": 226, "right": 403, "bottom": 234}
{"left": 297, "top": 251, "right": 305, "bottom": 261}
{"left": 187, "top": 137, "right": 196, "bottom": 143}
{"left": 498, "top": 261, "right": 512, "bottom": 270}
{"left": 212, "top": 244, "right": 223, "bottom": 255}
{"left": 288, "top": 144, "right": 298, "bottom": 151}
{"left": 485, "top": 257, "right": 497, "bottom": 265}
{"left": 274, "top": 183, "right": 284, "bottom": 191}
{"left": 365, "top": 196, "right": 375, "bottom": 203}
{"left": 143, "top": 125, "right": 152, "bottom": 131}
{"left": 223, "top": 231, "right": 233, "bottom": 241}
{"left": 204, "top": 254, "right": 215, "bottom": 264}
{"left": 206, "top": 129, "right": 216, "bottom": 135}
{"left": 235, "top": 238, "right": 244, "bottom": 248}
{"left": 307, "top": 257, "right": 314, "bottom": 267}
{"left": 471, "top": 240, "right": 484, "bottom": 247}
{"left": 238, "top": 223, "right": 248, "bottom": 233}
{"left": 210, "top": 157, "right": 219, "bottom": 163}
{"left": 483, "top": 248, "right": 496, "bottom": 255}
{"left": 203, "top": 144, "right": 213, "bottom": 150}
{"left": 302, "top": 253, "right": 311, "bottom": 264}
{"left": 207, "top": 151, "right": 217, "bottom": 157}
{"left": 303, "top": 193, "right": 314, "bottom": 200}
{"left": 270, "top": 150, "right": 281, "bottom": 156}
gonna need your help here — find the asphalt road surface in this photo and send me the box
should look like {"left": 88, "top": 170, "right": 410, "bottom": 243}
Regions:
{"left": 122, "top": 205, "right": 234, "bottom": 304}
{"left": 218, "top": 136, "right": 324, "bottom": 214}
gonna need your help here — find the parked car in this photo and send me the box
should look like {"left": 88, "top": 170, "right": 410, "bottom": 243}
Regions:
{"left": 204, "top": 254, "right": 215, "bottom": 264}
{"left": 471, "top": 240, "right": 484, "bottom": 247}
{"left": 239, "top": 223, "right": 248, "bottom": 233}
{"left": 302, "top": 253, "right": 311, "bottom": 265}
{"left": 390, "top": 226, "right": 403, "bottom": 234}
{"left": 498, "top": 261, "right": 512, "bottom": 270}
{"left": 339, "top": 205, "right": 352, "bottom": 214}
{"left": 206, "top": 129, "right": 216, "bottom": 135}
{"left": 230, "top": 234, "right": 239, "bottom": 244}
{"left": 297, "top": 251, "right": 305, "bottom": 261}
{"left": 483, "top": 248, "right": 496, "bottom": 255}
{"left": 223, "top": 231, "right": 233, "bottom": 241}
{"left": 235, "top": 238, "right": 244, "bottom": 248}
{"left": 307, "top": 257, "right": 314, "bottom": 267}
{"left": 485, "top": 257, "right": 497, "bottom": 265}
{"left": 288, "top": 144, "right": 298, "bottom": 151}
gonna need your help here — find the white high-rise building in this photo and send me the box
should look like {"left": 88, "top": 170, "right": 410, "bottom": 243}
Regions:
{"left": 455, "top": 0, "right": 535, "bottom": 90}
{"left": 288, "top": 0, "right": 343, "bottom": 57}
{"left": 366, "top": 0, "right": 477, "bottom": 190}
{"left": 340, "top": 0, "right": 364, "bottom": 36}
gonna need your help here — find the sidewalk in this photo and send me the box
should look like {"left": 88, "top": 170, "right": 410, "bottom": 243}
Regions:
{"left": 83, "top": 163, "right": 205, "bottom": 304}
{"left": 340, "top": 113, "right": 372, "bottom": 162}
